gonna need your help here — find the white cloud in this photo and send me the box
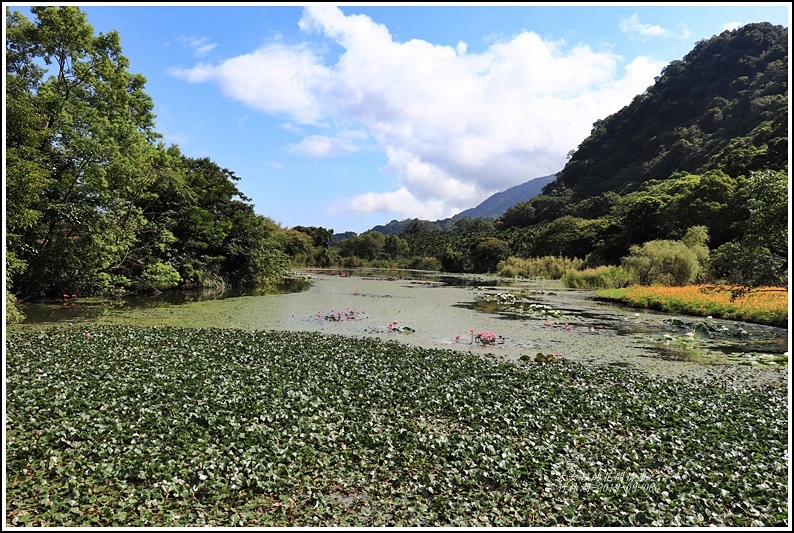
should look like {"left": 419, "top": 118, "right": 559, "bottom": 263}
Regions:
{"left": 618, "top": 14, "right": 691, "bottom": 42}
{"left": 180, "top": 36, "right": 218, "bottom": 56}
{"left": 619, "top": 13, "right": 669, "bottom": 39}
{"left": 721, "top": 21, "right": 743, "bottom": 32}
{"left": 172, "top": 6, "right": 665, "bottom": 220}
{"left": 288, "top": 134, "right": 358, "bottom": 158}
{"left": 170, "top": 42, "right": 332, "bottom": 124}
{"left": 328, "top": 187, "right": 452, "bottom": 221}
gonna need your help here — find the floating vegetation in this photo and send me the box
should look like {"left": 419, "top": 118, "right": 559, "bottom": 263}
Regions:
{"left": 5, "top": 325, "right": 788, "bottom": 527}
{"left": 309, "top": 308, "right": 365, "bottom": 322}
{"left": 471, "top": 290, "right": 565, "bottom": 319}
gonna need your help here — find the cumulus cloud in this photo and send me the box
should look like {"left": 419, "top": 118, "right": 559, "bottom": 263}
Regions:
{"left": 172, "top": 5, "right": 665, "bottom": 221}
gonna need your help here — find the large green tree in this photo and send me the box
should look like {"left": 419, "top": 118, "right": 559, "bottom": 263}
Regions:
{"left": 6, "top": 6, "right": 291, "bottom": 305}
{"left": 6, "top": 6, "right": 163, "bottom": 297}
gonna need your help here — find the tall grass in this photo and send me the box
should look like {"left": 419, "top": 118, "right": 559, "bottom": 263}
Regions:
{"left": 497, "top": 256, "right": 585, "bottom": 280}
{"left": 560, "top": 266, "right": 636, "bottom": 289}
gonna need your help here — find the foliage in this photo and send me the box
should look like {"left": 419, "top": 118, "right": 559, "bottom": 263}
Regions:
{"left": 554, "top": 22, "right": 787, "bottom": 197}
{"left": 527, "top": 217, "right": 611, "bottom": 259}
{"left": 404, "top": 256, "right": 442, "bottom": 272}
{"left": 6, "top": 5, "right": 159, "bottom": 296}
{"left": 470, "top": 237, "right": 511, "bottom": 273}
{"left": 336, "top": 232, "right": 399, "bottom": 262}
{"left": 497, "top": 256, "right": 585, "bottom": 280}
{"left": 471, "top": 290, "right": 565, "bottom": 320}
{"left": 621, "top": 227, "right": 710, "bottom": 286}
{"left": 6, "top": 326, "right": 788, "bottom": 527}
{"left": 5, "top": 291, "right": 26, "bottom": 325}
{"left": 707, "top": 169, "right": 788, "bottom": 288}
{"left": 594, "top": 286, "right": 788, "bottom": 328}
{"left": 5, "top": 6, "right": 292, "bottom": 299}
{"left": 560, "top": 266, "right": 636, "bottom": 290}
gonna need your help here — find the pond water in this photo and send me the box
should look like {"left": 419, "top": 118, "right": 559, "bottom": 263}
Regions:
{"left": 16, "top": 276, "right": 312, "bottom": 325}
{"left": 10, "top": 268, "right": 789, "bottom": 380}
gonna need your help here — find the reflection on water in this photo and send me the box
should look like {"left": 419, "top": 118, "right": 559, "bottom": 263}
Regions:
{"left": 17, "top": 277, "right": 311, "bottom": 325}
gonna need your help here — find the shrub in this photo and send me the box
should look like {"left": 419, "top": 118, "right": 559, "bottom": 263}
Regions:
{"left": 403, "top": 256, "right": 441, "bottom": 271}
{"left": 561, "top": 265, "right": 636, "bottom": 289}
{"left": 622, "top": 240, "right": 701, "bottom": 286}
{"left": 497, "top": 256, "right": 585, "bottom": 279}
{"left": 5, "top": 291, "right": 25, "bottom": 325}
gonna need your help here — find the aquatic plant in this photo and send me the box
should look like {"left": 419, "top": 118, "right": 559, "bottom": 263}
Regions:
{"left": 473, "top": 290, "right": 565, "bottom": 319}
{"left": 5, "top": 326, "right": 788, "bottom": 527}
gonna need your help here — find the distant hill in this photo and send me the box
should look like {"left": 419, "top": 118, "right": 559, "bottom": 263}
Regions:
{"left": 357, "top": 173, "right": 558, "bottom": 236}
{"left": 452, "top": 174, "right": 557, "bottom": 220}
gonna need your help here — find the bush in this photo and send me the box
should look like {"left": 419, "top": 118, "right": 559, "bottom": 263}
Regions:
{"left": 6, "top": 290, "right": 25, "bottom": 325}
{"left": 405, "top": 256, "right": 442, "bottom": 271}
{"left": 497, "top": 256, "right": 585, "bottom": 279}
{"left": 622, "top": 240, "right": 701, "bottom": 286}
{"left": 561, "top": 265, "right": 636, "bottom": 289}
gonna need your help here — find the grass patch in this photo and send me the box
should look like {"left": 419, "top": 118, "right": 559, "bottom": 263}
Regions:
{"left": 5, "top": 326, "right": 788, "bottom": 527}
{"left": 594, "top": 285, "right": 788, "bottom": 327}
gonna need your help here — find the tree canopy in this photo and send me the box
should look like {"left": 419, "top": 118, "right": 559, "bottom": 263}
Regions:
{"left": 5, "top": 6, "right": 291, "bottom": 300}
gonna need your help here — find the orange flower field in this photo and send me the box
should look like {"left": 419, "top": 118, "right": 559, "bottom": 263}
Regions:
{"left": 596, "top": 285, "right": 789, "bottom": 328}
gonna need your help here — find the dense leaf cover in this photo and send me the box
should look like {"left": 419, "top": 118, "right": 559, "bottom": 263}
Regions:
{"left": 5, "top": 6, "right": 292, "bottom": 300}
{"left": 6, "top": 326, "right": 788, "bottom": 527}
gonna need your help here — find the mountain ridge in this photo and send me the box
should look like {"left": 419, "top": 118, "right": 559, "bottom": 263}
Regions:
{"left": 345, "top": 173, "right": 557, "bottom": 237}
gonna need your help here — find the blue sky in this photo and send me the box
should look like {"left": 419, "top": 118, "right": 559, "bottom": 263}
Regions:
{"left": 5, "top": 3, "right": 791, "bottom": 234}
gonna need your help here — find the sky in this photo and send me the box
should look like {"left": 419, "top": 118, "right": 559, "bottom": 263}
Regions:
{"left": 4, "top": 3, "right": 791, "bottom": 234}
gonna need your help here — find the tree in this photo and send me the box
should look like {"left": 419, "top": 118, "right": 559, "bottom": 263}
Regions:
{"left": 529, "top": 216, "right": 609, "bottom": 260}
{"left": 708, "top": 169, "right": 788, "bottom": 287}
{"left": 622, "top": 233, "right": 705, "bottom": 286}
{"left": 292, "top": 226, "right": 334, "bottom": 249}
{"left": 470, "top": 237, "right": 510, "bottom": 273}
{"left": 6, "top": 6, "right": 161, "bottom": 297}
{"left": 6, "top": 7, "right": 291, "bottom": 300}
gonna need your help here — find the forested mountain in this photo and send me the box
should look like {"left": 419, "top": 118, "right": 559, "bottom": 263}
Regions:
{"left": 357, "top": 173, "right": 556, "bottom": 238}
{"left": 539, "top": 21, "right": 787, "bottom": 203}
{"left": 493, "top": 22, "right": 787, "bottom": 267}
